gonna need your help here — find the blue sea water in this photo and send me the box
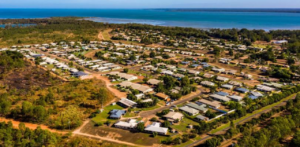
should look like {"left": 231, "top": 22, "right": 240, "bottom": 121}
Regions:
{"left": 0, "top": 9, "right": 300, "bottom": 30}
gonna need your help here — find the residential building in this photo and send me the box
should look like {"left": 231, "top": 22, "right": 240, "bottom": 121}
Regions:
{"left": 179, "top": 106, "right": 199, "bottom": 116}
{"left": 145, "top": 122, "right": 168, "bottom": 135}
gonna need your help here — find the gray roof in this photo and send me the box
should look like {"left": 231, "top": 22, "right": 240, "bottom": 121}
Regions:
{"left": 186, "top": 103, "right": 208, "bottom": 112}
{"left": 179, "top": 106, "right": 199, "bottom": 115}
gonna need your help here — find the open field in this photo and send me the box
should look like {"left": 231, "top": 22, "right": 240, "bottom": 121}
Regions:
{"left": 79, "top": 121, "right": 166, "bottom": 146}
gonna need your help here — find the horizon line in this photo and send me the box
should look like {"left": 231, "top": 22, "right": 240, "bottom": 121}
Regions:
{"left": 0, "top": 7, "right": 299, "bottom": 9}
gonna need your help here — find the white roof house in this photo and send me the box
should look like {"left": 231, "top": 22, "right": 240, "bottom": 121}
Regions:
{"left": 114, "top": 119, "right": 138, "bottom": 129}
{"left": 210, "top": 94, "right": 230, "bottom": 102}
{"left": 107, "top": 72, "right": 138, "bottom": 81}
{"left": 145, "top": 122, "right": 168, "bottom": 135}
{"left": 228, "top": 95, "right": 243, "bottom": 102}
{"left": 221, "top": 84, "right": 233, "bottom": 89}
{"left": 119, "top": 81, "right": 153, "bottom": 93}
{"left": 163, "top": 112, "right": 184, "bottom": 122}
{"left": 216, "top": 76, "right": 229, "bottom": 82}
{"left": 201, "top": 81, "right": 215, "bottom": 87}
{"left": 257, "top": 85, "right": 275, "bottom": 92}
{"left": 118, "top": 98, "right": 137, "bottom": 108}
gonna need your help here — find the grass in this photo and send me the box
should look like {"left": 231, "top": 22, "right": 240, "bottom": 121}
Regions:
{"left": 123, "top": 112, "right": 138, "bottom": 118}
{"left": 171, "top": 117, "right": 198, "bottom": 133}
{"left": 92, "top": 104, "right": 124, "bottom": 123}
{"left": 134, "top": 105, "right": 160, "bottom": 111}
{"left": 102, "top": 29, "right": 111, "bottom": 40}
{"left": 210, "top": 93, "right": 296, "bottom": 134}
{"left": 174, "top": 136, "right": 202, "bottom": 147}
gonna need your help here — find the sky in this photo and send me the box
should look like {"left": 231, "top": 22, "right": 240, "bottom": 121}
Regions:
{"left": 0, "top": 0, "right": 300, "bottom": 8}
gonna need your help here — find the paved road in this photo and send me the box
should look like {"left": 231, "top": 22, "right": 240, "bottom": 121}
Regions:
{"left": 186, "top": 95, "right": 296, "bottom": 147}
{"left": 139, "top": 92, "right": 202, "bottom": 118}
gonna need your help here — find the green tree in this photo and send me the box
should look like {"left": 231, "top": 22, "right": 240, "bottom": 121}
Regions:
{"left": 137, "top": 123, "right": 145, "bottom": 132}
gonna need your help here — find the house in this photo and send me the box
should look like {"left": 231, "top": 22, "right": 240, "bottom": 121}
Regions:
{"left": 72, "top": 71, "right": 89, "bottom": 78}
{"left": 114, "top": 119, "right": 138, "bottom": 129}
{"left": 107, "top": 72, "right": 138, "bottom": 81}
{"left": 216, "top": 76, "right": 229, "bottom": 82}
{"left": 179, "top": 106, "right": 199, "bottom": 116}
{"left": 221, "top": 84, "right": 233, "bottom": 89}
{"left": 155, "top": 93, "right": 170, "bottom": 101}
{"left": 141, "top": 99, "right": 153, "bottom": 103}
{"left": 109, "top": 109, "right": 126, "bottom": 119}
{"left": 201, "top": 81, "right": 215, "bottom": 87}
{"left": 250, "top": 91, "right": 264, "bottom": 97}
{"left": 249, "top": 91, "right": 264, "bottom": 99}
{"left": 161, "top": 70, "right": 174, "bottom": 75}
{"left": 173, "top": 73, "right": 185, "bottom": 79}
{"left": 186, "top": 103, "right": 208, "bottom": 113}
{"left": 235, "top": 87, "right": 249, "bottom": 93}
{"left": 119, "top": 81, "right": 153, "bottom": 93}
{"left": 215, "top": 91, "right": 229, "bottom": 97}
{"left": 203, "top": 73, "right": 214, "bottom": 78}
{"left": 181, "top": 61, "right": 190, "bottom": 65}
{"left": 187, "top": 70, "right": 200, "bottom": 75}
{"left": 163, "top": 112, "right": 184, "bottom": 122}
{"left": 227, "top": 70, "right": 237, "bottom": 75}
{"left": 256, "top": 85, "right": 275, "bottom": 92}
{"left": 209, "top": 94, "right": 230, "bottom": 102}
{"left": 145, "top": 122, "right": 168, "bottom": 135}
{"left": 198, "top": 99, "right": 221, "bottom": 109}
{"left": 229, "top": 81, "right": 242, "bottom": 87}
{"left": 135, "top": 93, "right": 144, "bottom": 99}
{"left": 228, "top": 95, "right": 243, "bottom": 102}
{"left": 118, "top": 98, "right": 137, "bottom": 108}
{"left": 147, "top": 79, "right": 162, "bottom": 86}
{"left": 212, "top": 67, "right": 225, "bottom": 73}
{"left": 196, "top": 115, "right": 209, "bottom": 121}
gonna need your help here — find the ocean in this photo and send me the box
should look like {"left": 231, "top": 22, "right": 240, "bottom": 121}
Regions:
{"left": 0, "top": 9, "right": 300, "bottom": 30}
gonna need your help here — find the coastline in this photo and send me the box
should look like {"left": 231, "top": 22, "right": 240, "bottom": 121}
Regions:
{"left": 0, "top": 9, "right": 300, "bottom": 30}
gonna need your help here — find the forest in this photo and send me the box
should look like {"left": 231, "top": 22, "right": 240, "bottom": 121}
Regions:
{"left": 0, "top": 51, "right": 115, "bottom": 130}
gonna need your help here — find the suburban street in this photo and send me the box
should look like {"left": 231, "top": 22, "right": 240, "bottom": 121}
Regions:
{"left": 139, "top": 92, "right": 203, "bottom": 118}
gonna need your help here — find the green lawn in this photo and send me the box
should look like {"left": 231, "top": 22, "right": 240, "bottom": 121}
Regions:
{"left": 92, "top": 104, "right": 124, "bottom": 123}
{"left": 210, "top": 93, "right": 296, "bottom": 134}
{"left": 123, "top": 112, "right": 138, "bottom": 118}
{"left": 171, "top": 117, "right": 198, "bottom": 133}
{"left": 174, "top": 136, "right": 202, "bottom": 147}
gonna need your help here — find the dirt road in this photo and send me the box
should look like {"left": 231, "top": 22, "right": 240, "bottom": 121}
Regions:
{"left": 82, "top": 73, "right": 127, "bottom": 98}
{"left": 98, "top": 31, "right": 104, "bottom": 40}
{"left": 0, "top": 117, "right": 67, "bottom": 134}
{"left": 31, "top": 48, "right": 126, "bottom": 99}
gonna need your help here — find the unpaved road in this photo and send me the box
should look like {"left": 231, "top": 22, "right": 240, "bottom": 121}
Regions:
{"left": 82, "top": 73, "right": 127, "bottom": 98}
{"left": 0, "top": 117, "right": 67, "bottom": 134}
{"left": 30, "top": 48, "right": 126, "bottom": 99}
{"left": 98, "top": 31, "right": 104, "bottom": 40}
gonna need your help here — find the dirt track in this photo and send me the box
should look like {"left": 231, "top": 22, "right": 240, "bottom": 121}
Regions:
{"left": 81, "top": 73, "right": 127, "bottom": 99}
{"left": 98, "top": 31, "right": 104, "bottom": 40}
{"left": 0, "top": 117, "right": 67, "bottom": 134}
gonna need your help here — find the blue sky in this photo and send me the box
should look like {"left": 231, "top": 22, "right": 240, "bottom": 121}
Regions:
{"left": 0, "top": 0, "right": 299, "bottom": 8}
